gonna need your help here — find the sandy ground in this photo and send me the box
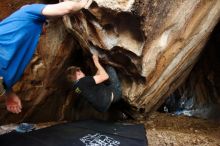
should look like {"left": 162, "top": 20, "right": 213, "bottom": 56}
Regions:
{"left": 142, "top": 112, "right": 220, "bottom": 146}
{"left": 0, "top": 112, "right": 219, "bottom": 146}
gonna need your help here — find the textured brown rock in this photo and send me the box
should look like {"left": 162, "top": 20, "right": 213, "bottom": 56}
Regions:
{"left": 0, "top": 0, "right": 220, "bottom": 123}
{"left": 92, "top": 0, "right": 135, "bottom": 11}
{"left": 63, "top": 0, "right": 220, "bottom": 113}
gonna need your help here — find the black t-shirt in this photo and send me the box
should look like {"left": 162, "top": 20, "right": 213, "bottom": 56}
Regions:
{"left": 73, "top": 76, "right": 112, "bottom": 112}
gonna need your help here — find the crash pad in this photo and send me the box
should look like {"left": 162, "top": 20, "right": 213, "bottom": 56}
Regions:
{"left": 0, "top": 120, "right": 148, "bottom": 146}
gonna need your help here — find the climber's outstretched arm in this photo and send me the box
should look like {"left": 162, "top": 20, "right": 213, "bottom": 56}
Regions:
{"left": 42, "top": 0, "right": 92, "bottom": 16}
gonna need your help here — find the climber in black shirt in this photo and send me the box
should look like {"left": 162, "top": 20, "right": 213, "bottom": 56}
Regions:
{"left": 66, "top": 54, "right": 122, "bottom": 112}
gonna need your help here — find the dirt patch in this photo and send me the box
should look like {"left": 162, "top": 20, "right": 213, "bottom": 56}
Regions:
{"left": 142, "top": 112, "right": 220, "bottom": 146}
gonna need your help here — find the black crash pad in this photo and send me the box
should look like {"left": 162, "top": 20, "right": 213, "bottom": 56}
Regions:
{"left": 0, "top": 120, "right": 148, "bottom": 146}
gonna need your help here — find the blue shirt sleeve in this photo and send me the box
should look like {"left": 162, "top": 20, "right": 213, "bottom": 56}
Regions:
{"left": 13, "top": 4, "right": 46, "bottom": 22}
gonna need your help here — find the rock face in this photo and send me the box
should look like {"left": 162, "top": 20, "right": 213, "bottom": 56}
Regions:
{"left": 63, "top": 0, "right": 220, "bottom": 113}
{"left": 91, "top": 0, "right": 135, "bottom": 11}
{"left": 0, "top": 0, "right": 220, "bottom": 123}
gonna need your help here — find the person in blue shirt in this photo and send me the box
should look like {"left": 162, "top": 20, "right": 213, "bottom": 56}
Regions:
{"left": 0, "top": 0, "right": 93, "bottom": 114}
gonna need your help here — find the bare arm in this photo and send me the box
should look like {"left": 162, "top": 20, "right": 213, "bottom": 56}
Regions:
{"left": 42, "top": 0, "right": 91, "bottom": 16}
{"left": 93, "top": 55, "right": 109, "bottom": 84}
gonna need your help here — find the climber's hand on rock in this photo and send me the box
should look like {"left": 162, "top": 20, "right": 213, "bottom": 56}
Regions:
{"left": 92, "top": 54, "right": 99, "bottom": 63}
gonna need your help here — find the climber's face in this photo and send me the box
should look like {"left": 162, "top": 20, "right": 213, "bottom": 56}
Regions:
{"left": 75, "top": 69, "right": 85, "bottom": 80}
